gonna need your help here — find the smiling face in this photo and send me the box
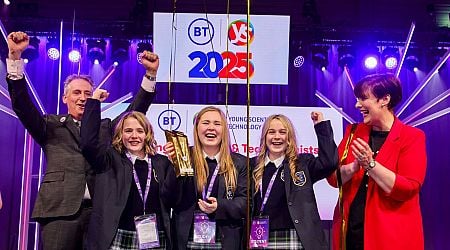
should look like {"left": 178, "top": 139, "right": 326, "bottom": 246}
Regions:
{"left": 355, "top": 90, "right": 389, "bottom": 128}
{"left": 62, "top": 79, "right": 93, "bottom": 120}
{"left": 265, "top": 118, "right": 288, "bottom": 160}
{"left": 196, "top": 110, "right": 223, "bottom": 156}
{"left": 122, "top": 117, "right": 146, "bottom": 158}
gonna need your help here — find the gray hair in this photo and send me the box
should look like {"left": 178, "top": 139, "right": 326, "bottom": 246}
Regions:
{"left": 63, "top": 74, "right": 95, "bottom": 95}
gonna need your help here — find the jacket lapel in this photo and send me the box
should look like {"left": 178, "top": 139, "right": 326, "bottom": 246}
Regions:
{"left": 61, "top": 114, "right": 80, "bottom": 143}
{"left": 373, "top": 118, "right": 403, "bottom": 171}
{"left": 283, "top": 160, "right": 292, "bottom": 197}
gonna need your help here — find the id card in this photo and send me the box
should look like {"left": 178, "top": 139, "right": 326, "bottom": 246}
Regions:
{"left": 134, "top": 213, "right": 160, "bottom": 249}
{"left": 249, "top": 216, "right": 269, "bottom": 248}
{"left": 193, "top": 212, "right": 216, "bottom": 243}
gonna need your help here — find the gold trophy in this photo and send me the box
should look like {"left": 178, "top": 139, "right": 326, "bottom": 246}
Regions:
{"left": 165, "top": 130, "right": 194, "bottom": 177}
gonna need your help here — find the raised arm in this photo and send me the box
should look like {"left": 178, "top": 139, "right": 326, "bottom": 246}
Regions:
{"left": 6, "top": 31, "right": 47, "bottom": 145}
{"left": 307, "top": 111, "right": 339, "bottom": 183}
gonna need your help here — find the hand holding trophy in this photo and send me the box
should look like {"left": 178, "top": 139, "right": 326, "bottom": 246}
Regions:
{"left": 165, "top": 130, "right": 194, "bottom": 177}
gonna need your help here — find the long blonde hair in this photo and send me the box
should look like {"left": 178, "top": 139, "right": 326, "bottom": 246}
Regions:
{"left": 112, "top": 111, "right": 157, "bottom": 156}
{"left": 253, "top": 114, "right": 299, "bottom": 192}
{"left": 192, "top": 106, "right": 237, "bottom": 194}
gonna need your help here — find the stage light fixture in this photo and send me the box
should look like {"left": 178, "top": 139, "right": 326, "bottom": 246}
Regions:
{"left": 382, "top": 47, "right": 399, "bottom": 70}
{"left": 293, "top": 56, "right": 305, "bottom": 68}
{"left": 111, "top": 40, "right": 130, "bottom": 66}
{"left": 404, "top": 48, "right": 421, "bottom": 72}
{"left": 22, "top": 37, "right": 40, "bottom": 63}
{"left": 68, "top": 50, "right": 81, "bottom": 63}
{"left": 4, "top": 0, "right": 10, "bottom": 6}
{"left": 87, "top": 39, "right": 106, "bottom": 64}
{"left": 363, "top": 47, "right": 380, "bottom": 70}
{"left": 311, "top": 46, "right": 329, "bottom": 70}
{"left": 338, "top": 46, "right": 356, "bottom": 68}
{"left": 136, "top": 42, "right": 152, "bottom": 64}
{"left": 46, "top": 38, "right": 60, "bottom": 60}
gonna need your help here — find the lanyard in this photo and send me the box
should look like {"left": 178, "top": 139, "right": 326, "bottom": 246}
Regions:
{"left": 259, "top": 164, "right": 281, "bottom": 214}
{"left": 126, "top": 152, "right": 152, "bottom": 214}
{"left": 202, "top": 162, "right": 220, "bottom": 200}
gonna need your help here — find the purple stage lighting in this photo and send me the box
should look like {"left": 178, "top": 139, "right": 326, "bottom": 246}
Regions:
{"left": 47, "top": 48, "right": 60, "bottom": 60}
{"left": 293, "top": 56, "right": 305, "bottom": 68}
{"left": 385, "top": 56, "right": 398, "bottom": 69}
{"left": 68, "top": 50, "right": 81, "bottom": 63}
{"left": 364, "top": 56, "right": 378, "bottom": 70}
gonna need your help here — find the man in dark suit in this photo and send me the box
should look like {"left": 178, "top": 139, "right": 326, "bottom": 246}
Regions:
{"left": 6, "top": 31, "right": 160, "bottom": 250}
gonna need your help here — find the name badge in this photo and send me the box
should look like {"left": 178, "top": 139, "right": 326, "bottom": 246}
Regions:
{"left": 193, "top": 212, "right": 216, "bottom": 244}
{"left": 134, "top": 214, "right": 160, "bottom": 249}
{"left": 249, "top": 216, "right": 269, "bottom": 248}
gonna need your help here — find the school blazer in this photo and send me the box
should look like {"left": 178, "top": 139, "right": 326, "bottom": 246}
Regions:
{"left": 171, "top": 152, "right": 247, "bottom": 250}
{"left": 250, "top": 120, "right": 338, "bottom": 250}
{"left": 7, "top": 77, "right": 155, "bottom": 219}
{"left": 80, "top": 99, "right": 175, "bottom": 250}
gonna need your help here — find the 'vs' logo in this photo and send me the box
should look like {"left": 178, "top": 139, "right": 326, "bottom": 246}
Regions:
{"left": 228, "top": 19, "right": 255, "bottom": 46}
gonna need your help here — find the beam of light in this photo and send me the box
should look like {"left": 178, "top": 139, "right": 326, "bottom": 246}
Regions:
{"left": 101, "top": 92, "right": 133, "bottom": 113}
{"left": 409, "top": 107, "right": 450, "bottom": 127}
{"left": 56, "top": 20, "right": 63, "bottom": 115}
{"left": 344, "top": 66, "right": 354, "bottom": 90}
{"left": 403, "top": 88, "right": 450, "bottom": 124}
{"left": 396, "top": 22, "right": 415, "bottom": 77}
{"left": 0, "top": 20, "right": 47, "bottom": 115}
{"left": 33, "top": 149, "right": 44, "bottom": 250}
{"left": 95, "top": 65, "right": 117, "bottom": 91}
{"left": 18, "top": 132, "right": 34, "bottom": 250}
{"left": 315, "top": 91, "right": 356, "bottom": 124}
{"left": 0, "top": 103, "right": 18, "bottom": 118}
{"left": 0, "top": 84, "right": 11, "bottom": 101}
{"left": 397, "top": 49, "right": 450, "bottom": 117}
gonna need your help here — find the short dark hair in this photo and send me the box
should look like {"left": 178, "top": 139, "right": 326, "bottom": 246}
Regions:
{"left": 354, "top": 73, "right": 402, "bottom": 110}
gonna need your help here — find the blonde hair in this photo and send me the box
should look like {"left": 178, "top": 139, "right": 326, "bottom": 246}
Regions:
{"left": 112, "top": 111, "right": 157, "bottom": 156}
{"left": 253, "top": 114, "right": 298, "bottom": 192}
{"left": 192, "top": 106, "right": 237, "bottom": 194}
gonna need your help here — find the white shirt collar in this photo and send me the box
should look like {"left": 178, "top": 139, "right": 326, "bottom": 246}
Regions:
{"left": 126, "top": 151, "right": 149, "bottom": 164}
{"left": 203, "top": 151, "right": 221, "bottom": 162}
{"left": 264, "top": 155, "right": 285, "bottom": 168}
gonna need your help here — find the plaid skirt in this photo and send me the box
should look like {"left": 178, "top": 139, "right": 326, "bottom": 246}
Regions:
{"left": 251, "top": 229, "right": 304, "bottom": 250}
{"left": 109, "top": 229, "right": 167, "bottom": 250}
{"left": 186, "top": 228, "right": 222, "bottom": 250}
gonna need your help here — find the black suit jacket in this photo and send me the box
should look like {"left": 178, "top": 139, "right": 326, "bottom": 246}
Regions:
{"left": 171, "top": 152, "right": 247, "bottom": 250}
{"left": 250, "top": 120, "right": 338, "bottom": 250}
{"left": 80, "top": 99, "right": 175, "bottom": 250}
{"left": 7, "top": 77, "right": 155, "bottom": 219}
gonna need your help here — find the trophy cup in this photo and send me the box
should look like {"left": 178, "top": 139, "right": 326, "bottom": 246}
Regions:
{"left": 165, "top": 130, "right": 194, "bottom": 177}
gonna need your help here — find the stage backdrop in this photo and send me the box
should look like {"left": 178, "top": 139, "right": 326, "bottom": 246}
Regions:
{"left": 153, "top": 13, "right": 290, "bottom": 85}
{"left": 102, "top": 104, "right": 343, "bottom": 220}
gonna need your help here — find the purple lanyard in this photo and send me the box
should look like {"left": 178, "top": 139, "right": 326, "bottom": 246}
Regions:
{"left": 126, "top": 153, "right": 152, "bottom": 214}
{"left": 202, "top": 161, "right": 220, "bottom": 200}
{"left": 259, "top": 165, "right": 281, "bottom": 214}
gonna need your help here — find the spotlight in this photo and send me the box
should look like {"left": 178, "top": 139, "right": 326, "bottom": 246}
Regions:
{"left": 293, "top": 56, "right": 305, "bottom": 68}
{"left": 111, "top": 40, "right": 130, "bottom": 66}
{"left": 67, "top": 39, "right": 82, "bottom": 63}
{"left": 22, "top": 37, "right": 40, "bottom": 63}
{"left": 87, "top": 39, "right": 106, "bottom": 64}
{"left": 136, "top": 42, "right": 152, "bottom": 64}
{"left": 46, "top": 38, "right": 60, "bottom": 60}
{"left": 68, "top": 50, "right": 81, "bottom": 63}
{"left": 338, "top": 46, "right": 356, "bottom": 68}
{"left": 4, "top": 0, "right": 10, "bottom": 6}
{"left": 311, "top": 46, "right": 329, "bottom": 70}
{"left": 382, "top": 47, "right": 399, "bottom": 70}
{"left": 404, "top": 48, "right": 421, "bottom": 71}
{"left": 363, "top": 47, "right": 380, "bottom": 70}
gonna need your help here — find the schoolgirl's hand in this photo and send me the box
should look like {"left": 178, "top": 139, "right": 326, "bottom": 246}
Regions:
{"left": 198, "top": 197, "right": 218, "bottom": 214}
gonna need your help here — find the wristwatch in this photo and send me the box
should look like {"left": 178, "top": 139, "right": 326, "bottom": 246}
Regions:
{"left": 368, "top": 159, "right": 376, "bottom": 170}
{"left": 145, "top": 74, "right": 157, "bottom": 81}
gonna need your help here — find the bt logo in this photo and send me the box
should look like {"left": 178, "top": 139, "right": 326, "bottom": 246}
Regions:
{"left": 228, "top": 19, "right": 254, "bottom": 46}
{"left": 158, "top": 109, "right": 182, "bottom": 131}
{"left": 188, "top": 18, "right": 215, "bottom": 46}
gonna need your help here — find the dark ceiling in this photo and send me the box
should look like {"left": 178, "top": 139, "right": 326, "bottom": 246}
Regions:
{"left": 1, "top": 0, "right": 449, "bottom": 45}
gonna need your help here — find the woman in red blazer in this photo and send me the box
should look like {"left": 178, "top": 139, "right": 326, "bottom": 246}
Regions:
{"left": 328, "top": 74, "right": 427, "bottom": 250}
